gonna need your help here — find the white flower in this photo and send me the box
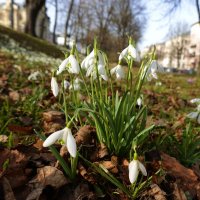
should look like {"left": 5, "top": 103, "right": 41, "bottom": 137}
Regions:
{"left": 69, "top": 78, "right": 82, "bottom": 91}
{"left": 110, "top": 64, "right": 125, "bottom": 80}
{"left": 187, "top": 105, "right": 200, "bottom": 123}
{"left": 43, "top": 127, "right": 77, "bottom": 158}
{"left": 119, "top": 44, "right": 140, "bottom": 62}
{"left": 51, "top": 77, "right": 59, "bottom": 97}
{"left": 28, "top": 71, "right": 40, "bottom": 81}
{"left": 81, "top": 50, "right": 108, "bottom": 80}
{"left": 146, "top": 60, "right": 163, "bottom": 81}
{"left": 137, "top": 97, "right": 143, "bottom": 107}
{"left": 190, "top": 98, "right": 200, "bottom": 104}
{"left": 129, "top": 159, "right": 147, "bottom": 184}
{"left": 64, "top": 80, "right": 70, "bottom": 90}
{"left": 57, "top": 55, "right": 80, "bottom": 75}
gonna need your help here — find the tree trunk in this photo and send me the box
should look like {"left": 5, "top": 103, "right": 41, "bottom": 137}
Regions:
{"left": 25, "top": 0, "right": 46, "bottom": 37}
{"left": 64, "top": 0, "right": 74, "bottom": 46}
{"left": 10, "top": 0, "right": 14, "bottom": 28}
{"left": 53, "top": 0, "right": 58, "bottom": 44}
{"left": 196, "top": 0, "right": 200, "bottom": 22}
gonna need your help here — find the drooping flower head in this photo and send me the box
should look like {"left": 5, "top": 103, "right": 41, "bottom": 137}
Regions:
{"left": 119, "top": 38, "right": 140, "bottom": 62}
{"left": 43, "top": 127, "right": 77, "bottom": 158}
{"left": 110, "top": 64, "right": 125, "bottom": 80}
{"left": 146, "top": 60, "right": 164, "bottom": 81}
{"left": 128, "top": 153, "right": 147, "bottom": 184}
{"left": 57, "top": 43, "right": 80, "bottom": 75}
{"left": 51, "top": 76, "right": 59, "bottom": 97}
{"left": 187, "top": 99, "right": 200, "bottom": 124}
{"left": 81, "top": 49, "right": 108, "bottom": 81}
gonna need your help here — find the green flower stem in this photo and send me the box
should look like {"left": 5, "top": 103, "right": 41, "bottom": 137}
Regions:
{"left": 62, "top": 79, "right": 68, "bottom": 125}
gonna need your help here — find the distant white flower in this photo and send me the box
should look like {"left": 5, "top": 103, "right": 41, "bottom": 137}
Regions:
{"left": 137, "top": 97, "right": 143, "bottom": 107}
{"left": 110, "top": 64, "right": 125, "bottom": 80}
{"left": 146, "top": 60, "right": 163, "bottom": 81}
{"left": 187, "top": 104, "right": 200, "bottom": 124}
{"left": 190, "top": 98, "right": 200, "bottom": 104}
{"left": 57, "top": 55, "right": 80, "bottom": 75}
{"left": 28, "top": 71, "right": 40, "bottom": 81}
{"left": 129, "top": 159, "right": 147, "bottom": 184}
{"left": 81, "top": 50, "right": 108, "bottom": 81}
{"left": 69, "top": 78, "right": 82, "bottom": 91}
{"left": 43, "top": 127, "right": 77, "bottom": 158}
{"left": 119, "top": 44, "right": 140, "bottom": 62}
{"left": 64, "top": 80, "right": 70, "bottom": 90}
{"left": 51, "top": 77, "right": 59, "bottom": 97}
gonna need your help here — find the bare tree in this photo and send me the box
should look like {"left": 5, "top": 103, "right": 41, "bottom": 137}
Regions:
{"left": 25, "top": 0, "right": 46, "bottom": 36}
{"left": 64, "top": 0, "right": 74, "bottom": 46}
{"left": 161, "top": 0, "right": 200, "bottom": 22}
{"left": 53, "top": 0, "right": 58, "bottom": 43}
{"left": 10, "top": 0, "right": 14, "bottom": 28}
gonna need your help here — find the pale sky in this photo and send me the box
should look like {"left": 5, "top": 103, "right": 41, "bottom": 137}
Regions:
{"left": 0, "top": 0, "right": 199, "bottom": 50}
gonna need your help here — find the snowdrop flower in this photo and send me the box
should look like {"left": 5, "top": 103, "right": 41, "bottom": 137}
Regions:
{"left": 119, "top": 44, "right": 140, "bottom": 62}
{"left": 43, "top": 127, "right": 77, "bottom": 158}
{"left": 137, "top": 96, "right": 143, "bottom": 107}
{"left": 129, "top": 158, "right": 147, "bottom": 184}
{"left": 64, "top": 80, "right": 70, "bottom": 90}
{"left": 81, "top": 50, "right": 108, "bottom": 81}
{"left": 110, "top": 64, "right": 125, "bottom": 80}
{"left": 187, "top": 104, "right": 200, "bottom": 124}
{"left": 51, "top": 77, "right": 59, "bottom": 97}
{"left": 190, "top": 98, "right": 200, "bottom": 104}
{"left": 28, "top": 71, "right": 40, "bottom": 81}
{"left": 146, "top": 60, "right": 163, "bottom": 81}
{"left": 69, "top": 78, "right": 82, "bottom": 91}
{"left": 57, "top": 55, "right": 80, "bottom": 75}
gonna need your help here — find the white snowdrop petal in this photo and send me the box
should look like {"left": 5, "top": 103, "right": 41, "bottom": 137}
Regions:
{"left": 101, "top": 74, "right": 108, "bottom": 81}
{"left": 119, "top": 47, "right": 128, "bottom": 60}
{"left": 67, "top": 130, "right": 77, "bottom": 158}
{"left": 128, "top": 45, "right": 137, "bottom": 59}
{"left": 68, "top": 55, "right": 80, "bottom": 74}
{"left": 51, "top": 77, "right": 59, "bottom": 97}
{"left": 98, "top": 64, "right": 106, "bottom": 75}
{"left": 116, "top": 65, "right": 125, "bottom": 79}
{"left": 64, "top": 80, "right": 70, "bottom": 89}
{"left": 43, "top": 129, "right": 64, "bottom": 147}
{"left": 110, "top": 66, "right": 117, "bottom": 75}
{"left": 138, "top": 161, "right": 147, "bottom": 176}
{"left": 86, "top": 65, "right": 94, "bottom": 77}
{"left": 190, "top": 98, "right": 200, "bottom": 104}
{"left": 187, "top": 112, "right": 198, "bottom": 119}
{"left": 57, "top": 58, "right": 68, "bottom": 75}
{"left": 128, "top": 160, "right": 139, "bottom": 184}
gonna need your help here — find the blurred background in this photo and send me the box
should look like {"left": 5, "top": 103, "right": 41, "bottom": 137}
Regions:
{"left": 0, "top": 0, "right": 199, "bottom": 71}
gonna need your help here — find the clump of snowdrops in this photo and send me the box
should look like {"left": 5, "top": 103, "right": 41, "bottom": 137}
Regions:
{"left": 40, "top": 38, "right": 163, "bottom": 198}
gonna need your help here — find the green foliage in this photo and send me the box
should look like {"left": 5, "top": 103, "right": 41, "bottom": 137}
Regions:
{"left": 167, "top": 123, "right": 200, "bottom": 167}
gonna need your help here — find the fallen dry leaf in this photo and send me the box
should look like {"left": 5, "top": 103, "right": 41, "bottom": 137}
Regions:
{"left": 78, "top": 164, "right": 96, "bottom": 183}
{"left": 173, "top": 183, "right": 187, "bottom": 200}
{"left": 0, "top": 177, "right": 16, "bottom": 200}
{"left": 76, "top": 125, "right": 93, "bottom": 145}
{"left": 161, "top": 152, "right": 200, "bottom": 196}
{"left": 141, "top": 184, "right": 166, "bottom": 200}
{"left": 9, "top": 91, "right": 20, "bottom": 101}
{"left": 27, "top": 166, "right": 68, "bottom": 200}
{"left": 98, "top": 143, "right": 109, "bottom": 159}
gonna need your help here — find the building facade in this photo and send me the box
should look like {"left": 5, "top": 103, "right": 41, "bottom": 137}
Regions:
{"left": 142, "top": 22, "right": 200, "bottom": 71}
{"left": 0, "top": 0, "right": 51, "bottom": 41}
